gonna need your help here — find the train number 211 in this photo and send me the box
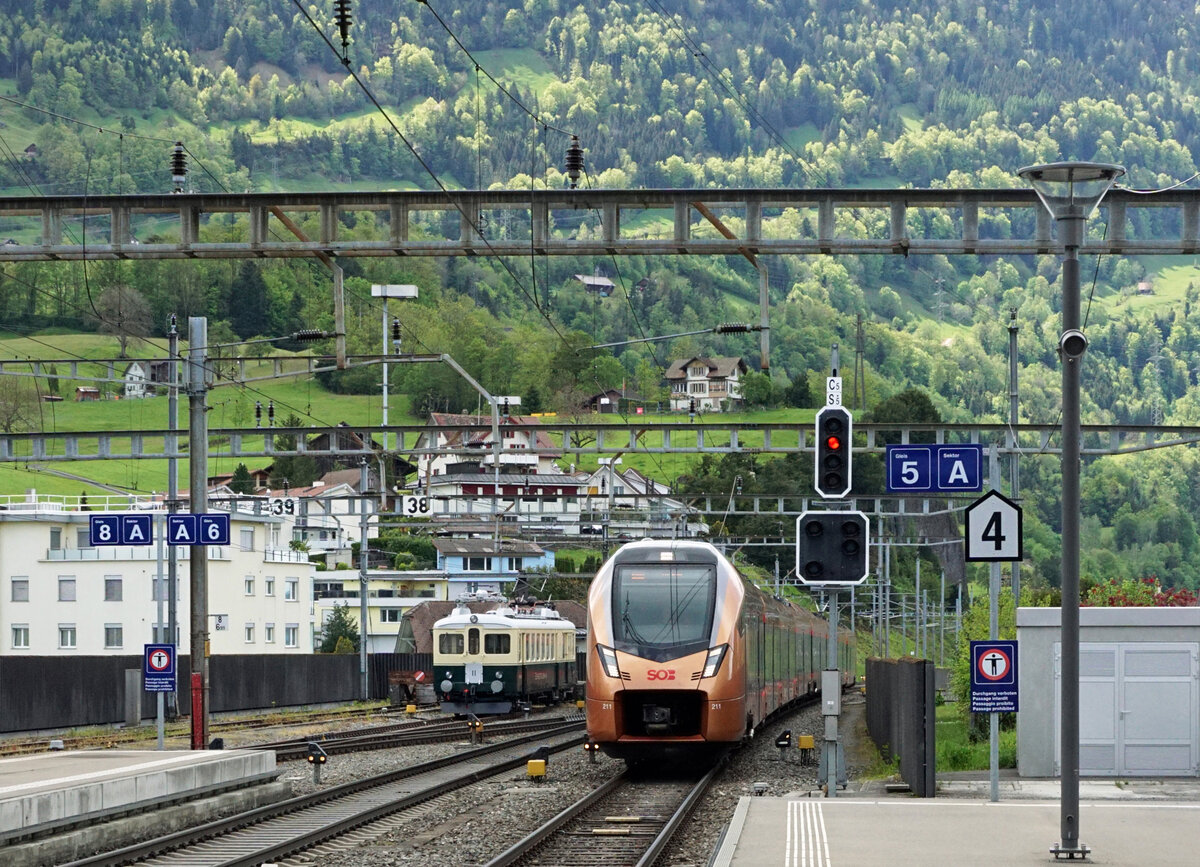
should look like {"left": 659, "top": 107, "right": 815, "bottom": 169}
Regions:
{"left": 646, "top": 669, "right": 676, "bottom": 681}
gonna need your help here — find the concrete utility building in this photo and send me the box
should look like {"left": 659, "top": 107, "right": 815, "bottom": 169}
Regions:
{"left": 1016, "top": 606, "right": 1200, "bottom": 777}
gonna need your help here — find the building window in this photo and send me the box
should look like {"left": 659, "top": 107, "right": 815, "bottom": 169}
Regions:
{"left": 285, "top": 624, "right": 299, "bottom": 648}
{"left": 265, "top": 623, "right": 275, "bottom": 643}
{"left": 380, "top": 609, "right": 401, "bottom": 623}
{"left": 104, "top": 624, "right": 123, "bottom": 648}
{"left": 76, "top": 529, "right": 91, "bottom": 548}
{"left": 104, "top": 576, "right": 122, "bottom": 601}
{"left": 689, "top": 382, "right": 706, "bottom": 394}
{"left": 240, "top": 527, "right": 255, "bottom": 551}
{"left": 49, "top": 528, "right": 62, "bottom": 550}
{"left": 12, "top": 625, "right": 29, "bottom": 649}
{"left": 11, "top": 577, "right": 29, "bottom": 602}
{"left": 285, "top": 578, "right": 299, "bottom": 601}
{"left": 244, "top": 623, "right": 255, "bottom": 643}
{"left": 466, "top": 556, "right": 492, "bottom": 571}
{"left": 58, "top": 577, "right": 76, "bottom": 602}
{"left": 244, "top": 577, "right": 255, "bottom": 596}
{"left": 265, "top": 577, "right": 275, "bottom": 596}
{"left": 58, "top": 624, "right": 76, "bottom": 649}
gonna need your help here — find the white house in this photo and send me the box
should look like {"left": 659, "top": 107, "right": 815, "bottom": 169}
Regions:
{"left": 575, "top": 463, "right": 707, "bottom": 538}
{"left": 0, "top": 491, "right": 318, "bottom": 656}
{"left": 665, "top": 356, "right": 748, "bottom": 412}
{"left": 122, "top": 360, "right": 169, "bottom": 399}
{"left": 414, "top": 413, "right": 562, "bottom": 481}
{"left": 312, "top": 569, "right": 450, "bottom": 654}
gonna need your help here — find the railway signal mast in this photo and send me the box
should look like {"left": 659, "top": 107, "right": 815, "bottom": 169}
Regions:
{"left": 795, "top": 345, "right": 870, "bottom": 797}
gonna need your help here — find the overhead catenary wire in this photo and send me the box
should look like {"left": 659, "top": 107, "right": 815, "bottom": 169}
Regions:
{"left": 287, "top": 0, "right": 568, "bottom": 346}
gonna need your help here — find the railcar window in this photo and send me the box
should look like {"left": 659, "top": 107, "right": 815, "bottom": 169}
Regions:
{"left": 611, "top": 563, "right": 716, "bottom": 659}
{"left": 468, "top": 628, "right": 479, "bottom": 654}
{"left": 439, "top": 633, "right": 464, "bottom": 654}
{"left": 484, "top": 633, "right": 510, "bottom": 654}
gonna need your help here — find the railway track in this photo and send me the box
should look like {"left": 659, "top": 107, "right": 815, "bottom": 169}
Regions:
{"left": 483, "top": 762, "right": 723, "bottom": 867}
{"left": 264, "top": 714, "right": 583, "bottom": 760}
{"left": 0, "top": 705, "right": 395, "bottom": 757}
{"left": 62, "top": 721, "right": 586, "bottom": 867}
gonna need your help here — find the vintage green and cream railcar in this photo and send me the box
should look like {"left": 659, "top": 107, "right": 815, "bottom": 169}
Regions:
{"left": 433, "top": 603, "right": 578, "bottom": 714}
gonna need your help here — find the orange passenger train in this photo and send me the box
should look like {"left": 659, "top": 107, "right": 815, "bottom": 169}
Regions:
{"left": 586, "top": 539, "right": 854, "bottom": 763}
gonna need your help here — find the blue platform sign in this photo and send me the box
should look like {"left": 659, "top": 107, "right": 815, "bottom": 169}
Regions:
{"left": 886, "top": 444, "right": 983, "bottom": 493}
{"left": 121, "top": 514, "right": 153, "bottom": 545}
{"left": 200, "top": 513, "right": 230, "bottom": 545}
{"left": 89, "top": 513, "right": 153, "bottom": 546}
{"left": 167, "top": 513, "right": 231, "bottom": 546}
{"left": 143, "top": 643, "right": 176, "bottom": 692}
{"left": 970, "top": 640, "right": 1019, "bottom": 713}
{"left": 166, "top": 514, "right": 198, "bottom": 546}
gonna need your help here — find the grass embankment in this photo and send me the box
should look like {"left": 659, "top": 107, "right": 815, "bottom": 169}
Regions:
{"left": 936, "top": 703, "right": 1016, "bottom": 770}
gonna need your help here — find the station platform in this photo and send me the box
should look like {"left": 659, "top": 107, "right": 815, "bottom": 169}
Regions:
{"left": 712, "top": 777, "right": 1200, "bottom": 866}
{"left": 0, "top": 748, "right": 278, "bottom": 844}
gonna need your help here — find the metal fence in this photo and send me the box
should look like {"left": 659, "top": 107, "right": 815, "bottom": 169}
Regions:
{"left": 0, "top": 652, "right": 432, "bottom": 733}
{"left": 865, "top": 657, "right": 936, "bottom": 797}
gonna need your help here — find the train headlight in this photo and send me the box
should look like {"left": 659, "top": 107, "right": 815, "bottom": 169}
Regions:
{"left": 596, "top": 644, "right": 621, "bottom": 678}
{"left": 702, "top": 644, "right": 728, "bottom": 678}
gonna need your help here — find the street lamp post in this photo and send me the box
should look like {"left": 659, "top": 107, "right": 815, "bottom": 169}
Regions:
{"left": 1018, "top": 161, "right": 1123, "bottom": 861}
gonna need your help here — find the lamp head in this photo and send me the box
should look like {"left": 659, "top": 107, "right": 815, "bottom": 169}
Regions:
{"left": 1018, "top": 161, "right": 1125, "bottom": 221}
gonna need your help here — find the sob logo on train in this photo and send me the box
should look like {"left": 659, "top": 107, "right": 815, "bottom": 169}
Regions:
{"left": 646, "top": 669, "right": 676, "bottom": 681}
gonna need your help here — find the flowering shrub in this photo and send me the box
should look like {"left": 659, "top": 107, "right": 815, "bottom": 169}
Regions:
{"left": 1083, "top": 577, "right": 1197, "bottom": 607}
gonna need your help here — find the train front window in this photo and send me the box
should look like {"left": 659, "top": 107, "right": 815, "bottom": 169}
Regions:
{"left": 468, "top": 628, "right": 480, "bottom": 654}
{"left": 438, "top": 633, "right": 464, "bottom": 655}
{"left": 611, "top": 563, "right": 716, "bottom": 660}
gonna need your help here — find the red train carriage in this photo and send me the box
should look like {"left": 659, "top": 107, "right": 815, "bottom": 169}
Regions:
{"left": 586, "top": 540, "right": 854, "bottom": 762}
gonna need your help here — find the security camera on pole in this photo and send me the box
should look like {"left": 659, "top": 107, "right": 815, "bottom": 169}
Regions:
{"left": 795, "top": 345, "right": 870, "bottom": 798}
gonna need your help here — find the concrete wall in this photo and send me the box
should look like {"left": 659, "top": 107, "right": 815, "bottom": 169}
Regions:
{"left": 0, "top": 652, "right": 432, "bottom": 732}
{"left": 1016, "top": 607, "right": 1200, "bottom": 777}
{"left": 865, "top": 657, "right": 936, "bottom": 796}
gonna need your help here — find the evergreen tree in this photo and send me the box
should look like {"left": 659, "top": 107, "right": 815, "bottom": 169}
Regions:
{"left": 229, "top": 462, "right": 255, "bottom": 494}
{"left": 231, "top": 261, "right": 270, "bottom": 339}
{"left": 318, "top": 602, "right": 360, "bottom": 653}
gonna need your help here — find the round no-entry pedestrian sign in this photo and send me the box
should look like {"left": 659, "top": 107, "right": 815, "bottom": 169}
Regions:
{"left": 148, "top": 648, "right": 172, "bottom": 671}
{"left": 977, "top": 647, "right": 1011, "bottom": 681}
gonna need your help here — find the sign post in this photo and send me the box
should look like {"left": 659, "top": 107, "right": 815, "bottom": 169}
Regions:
{"left": 967, "top": 456, "right": 1025, "bottom": 802}
{"left": 144, "top": 643, "right": 176, "bottom": 750}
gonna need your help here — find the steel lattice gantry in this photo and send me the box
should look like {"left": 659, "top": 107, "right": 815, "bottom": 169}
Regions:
{"left": 1, "top": 187, "right": 1199, "bottom": 262}
{"left": 3, "top": 421, "right": 1199, "bottom": 464}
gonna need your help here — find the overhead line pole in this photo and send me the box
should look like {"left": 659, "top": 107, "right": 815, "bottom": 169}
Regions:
{"left": 187, "top": 316, "right": 211, "bottom": 750}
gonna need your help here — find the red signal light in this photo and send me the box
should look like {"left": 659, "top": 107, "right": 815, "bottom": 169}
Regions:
{"left": 825, "top": 434, "right": 842, "bottom": 450}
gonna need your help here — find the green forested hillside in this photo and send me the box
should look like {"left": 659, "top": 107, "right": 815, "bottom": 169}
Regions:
{"left": 3, "top": 1, "right": 1200, "bottom": 593}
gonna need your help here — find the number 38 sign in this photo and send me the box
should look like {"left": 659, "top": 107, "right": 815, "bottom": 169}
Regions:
{"left": 965, "top": 490, "right": 1022, "bottom": 562}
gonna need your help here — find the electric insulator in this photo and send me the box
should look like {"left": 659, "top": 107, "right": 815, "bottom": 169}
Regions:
{"left": 334, "top": 0, "right": 353, "bottom": 54}
{"left": 292, "top": 329, "right": 327, "bottom": 341}
{"left": 255, "top": 401, "right": 262, "bottom": 428}
{"left": 717, "top": 322, "right": 751, "bottom": 333}
{"left": 268, "top": 400, "right": 275, "bottom": 427}
{"left": 565, "top": 135, "right": 584, "bottom": 189}
{"left": 170, "top": 142, "right": 187, "bottom": 193}
{"left": 391, "top": 317, "right": 402, "bottom": 352}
